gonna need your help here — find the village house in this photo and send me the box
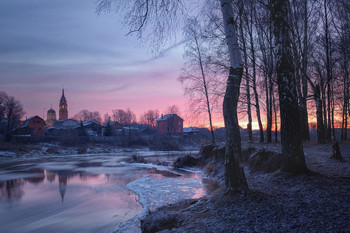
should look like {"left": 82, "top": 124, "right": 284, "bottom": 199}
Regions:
{"left": 83, "top": 119, "right": 102, "bottom": 136}
{"left": 157, "top": 114, "right": 184, "bottom": 135}
{"left": 47, "top": 119, "right": 80, "bottom": 136}
{"left": 103, "top": 121, "right": 123, "bottom": 136}
{"left": 13, "top": 116, "right": 46, "bottom": 136}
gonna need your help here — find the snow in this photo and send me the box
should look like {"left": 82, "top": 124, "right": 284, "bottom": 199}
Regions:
{"left": 114, "top": 170, "right": 204, "bottom": 232}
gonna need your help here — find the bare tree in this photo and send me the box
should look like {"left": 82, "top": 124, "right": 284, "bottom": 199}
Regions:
{"left": 179, "top": 19, "right": 217, "bottom": 144}
{"left": 255, "top": 1, "right": 273, "bottom": 143}
{"left": 237, "top": 2, "right": 253, "bottom": 143}
{"left": 272, "top": 0, "right": 307, "bottom": 173}
{"left": 103, "top": 112, "right": 111, "bottom": 125}
{"left": 5, "top": 96, "right": 25, "bottom": 140}
{"left": 333, "top": 0, "right": 350, "bottom": 140}
{"left": 140, "top": 109, "right": 159, "bottom": 127}
{"left": 72, "top": 110, "right": 102, "bottom": 123}
{"left": 245, "top": 0, "right": 265, "bottom": 143}
{"left": 112, "top": 109, "right": 128, "bottom": 125}
{"left": 0, "top": 91, "right": 9, "bottom": 122}
{"left": 166, "top": 105, "right": 181, "bottom": 116}
{"left": 125, "top": 108, "right": 136, "bottom": 126}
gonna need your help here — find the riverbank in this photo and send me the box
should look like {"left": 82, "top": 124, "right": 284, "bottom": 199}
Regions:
{"left": 0, "top": 141, "right": 199, "bottom": 158}
{"left": 140, "top": 142, "right": 350, "bottom": 232}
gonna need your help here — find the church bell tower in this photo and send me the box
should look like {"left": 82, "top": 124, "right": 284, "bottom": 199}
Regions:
{"left": 59, "top": 88, "right": 68, "bottom": 120}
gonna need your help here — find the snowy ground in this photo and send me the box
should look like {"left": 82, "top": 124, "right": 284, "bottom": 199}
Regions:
{"left": 141, "top": 141, "right": 350, "bottom": 232}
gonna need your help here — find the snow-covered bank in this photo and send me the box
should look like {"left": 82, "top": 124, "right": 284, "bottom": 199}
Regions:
{"left": 114, "top": 166, "right": 204, "bottom": 233}
{"left": 140, "top": 142, "right": 350, "bottom": 232}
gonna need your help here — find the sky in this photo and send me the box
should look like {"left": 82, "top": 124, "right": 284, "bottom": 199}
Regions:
{"left": 0, "top": 0, "right": 194, "bottom": 125}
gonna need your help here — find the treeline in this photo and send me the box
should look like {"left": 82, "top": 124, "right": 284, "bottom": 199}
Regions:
{"left": 70, "top": 104, "right": 181, "bottom": 127}
{"left": 179, "top": 0, "right": 349, "bottom": 144}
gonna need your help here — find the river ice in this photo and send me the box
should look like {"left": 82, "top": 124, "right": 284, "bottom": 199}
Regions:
{"left": 0, "top": 152, "right": 204, "bottom": 233}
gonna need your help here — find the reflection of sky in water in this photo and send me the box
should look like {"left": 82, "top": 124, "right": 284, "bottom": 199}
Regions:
{"left": 0, "top": 169, "right": 141, "bottom": 233}
{"left": 0, "top": 155, "right": 204, "bottom": 233}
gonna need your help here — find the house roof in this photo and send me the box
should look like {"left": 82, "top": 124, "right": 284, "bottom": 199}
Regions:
{"left": 21, "top": 116, "right": 44, "bottom": 128}
{"left": 183, "top": 127, "right": 199, "bottom": 133}
{"left": 83, "top": 119, "right": 101, "bottom": 127}
{"left": 156, "top": 114, "right": 184, "bottom": 122}
{"left": 103, "top": 121, "right": 121, "bottom": 127}
{"left": 53, "top": 119, "right": 79, "bottom": 129}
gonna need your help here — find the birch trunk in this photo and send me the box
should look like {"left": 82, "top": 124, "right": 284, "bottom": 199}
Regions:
{"left": 272, "top": 0, "right": 307, "bottom": 173}
{"left": 220, "top": 0, "right": 248, "bottom": 193}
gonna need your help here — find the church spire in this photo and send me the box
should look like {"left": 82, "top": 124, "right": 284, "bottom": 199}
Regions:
{"left": 59, "top": 88, "right": 68, "bottom": 120}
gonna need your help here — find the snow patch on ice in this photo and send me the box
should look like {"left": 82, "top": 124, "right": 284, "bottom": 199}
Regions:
{"left": 114, "top": 173, "right": 205, "bottom": 232}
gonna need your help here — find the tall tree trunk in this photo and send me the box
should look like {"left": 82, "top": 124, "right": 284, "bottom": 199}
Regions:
{"left": 267, "top": 65, "right": 273, "bottom": 143}
{"left": 272, "top": 0, "right": 307, "bottom": 173}
{"left": 273, "top": 87, "right": 278, "bottom": 142}
{"left": 220, "top": 0, "right": 248, "bottom": 193}
{"left": 194, "top": 36, "right": 216, "bottom": 144}
{"left": 252, "top": 61, "right": 264, "bottom": 143}
{"left": 341, "top": 56, "right": 349, "bottom": 140}
{"left": 324, "top": 0, "right": 332, "bottom": 142}
{"left": 249, "top": 23, "right": 264, "bottom": 143}
{"left": 301, "top": 0, "right": 310, "bottom": 141}
{"left": 331, "top": 93, "right": 336, "bottom": 141}
{"left": 239, "top": 12, "right": 253, "bottom": 142}
{"left": 246, "top": 0, "right": 264, "bottom": 143}
{"left": 266, "top": 4, "right": 274, "bottom": 143}
{"left": 321, "top": 80, "right": 328, "bottom": 141}
{"left": 315, "top": 85, "right": 325, "bottom": 143}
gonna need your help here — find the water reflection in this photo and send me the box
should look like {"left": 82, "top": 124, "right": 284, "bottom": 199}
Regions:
{"left": 0, "top": 156, "right": 204, "bottom": 233}
{"left": 0, "top": 179, "right": 25, "bottom": 202}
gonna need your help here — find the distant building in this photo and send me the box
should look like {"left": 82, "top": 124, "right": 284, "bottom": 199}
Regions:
{"left": 59, "top": 89, "right": 68, "bottom": 120}
{"left": 47, "top": 119, "right": 80, "bottom": 136}
{"left": 103, "top": 121, "right": 123, "bottom": 136}
{"left": 53, "top": 119, "right": 80, "bottom": 129}
{"left": 83, "top": 119, "right": 102, "bottom": 136}
{"left": 183, "top": 126, "right": 200, "bottom": 135}
{"left": 13, "top": 116, "right": 46, "bottom": 135}
{"left": 46, "top": 107, "right": 57, "bottom": 128}
{"left": 157, "top": 114, "right": 184, "bottom": 135}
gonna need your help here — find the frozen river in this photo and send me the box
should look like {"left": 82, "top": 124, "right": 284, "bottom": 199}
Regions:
{"left": 0, "top": 152, "right": 204, "bottom": 233}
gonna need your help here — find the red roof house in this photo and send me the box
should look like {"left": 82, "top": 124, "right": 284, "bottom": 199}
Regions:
{"left": 157, "top": 114, "right": 184, "bottom": 135}
{"left": 13, "top": 116, "right": 46, "bottom": 135}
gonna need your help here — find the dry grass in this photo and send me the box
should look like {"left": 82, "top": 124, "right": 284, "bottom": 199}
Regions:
{"left": 204, "top": 162, "right": 216, "bottom": 175}
{"left": 202, "top": 178, "right": 221, "bottom": 193}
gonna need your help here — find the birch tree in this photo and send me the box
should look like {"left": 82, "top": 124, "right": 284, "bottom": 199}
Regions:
{"left": 179, "top": 19, "right": 216, "bottom": 144}
{"left": 220, "top": 0, "right": 248, "bottom": 192}
{"left": 272, "top": 0, "right": 307, "bottom": 173}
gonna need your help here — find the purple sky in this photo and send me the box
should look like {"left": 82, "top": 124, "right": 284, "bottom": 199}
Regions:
{"left": 0, "top": 0, "right": 191, "bottom": 124}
